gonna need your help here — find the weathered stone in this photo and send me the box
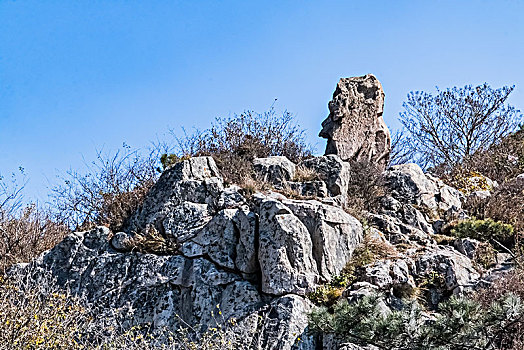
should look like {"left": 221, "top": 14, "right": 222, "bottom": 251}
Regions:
{"left": 258, "top": 198, "right": 319, "bottom": 295}
{"left": 384, "top": 163, "right": 463, "bottom": 214}
{"left": 255, "top": 295, "right": 315, "bottom": 350}
{"left": 16, "top": 227, "right": 263, "bottom": 331}
{"left": 284, "top": 198, "right": 363, "bottom": 282}
{"left": 124, "top": 156, "right": 223, "bottom": 238}
{"left": 360, "top": 259, "right": 416, "bottom": 294}
{"left": 253, "top": 156, "right": 296, "bottom": 185}
{"left": 287, "top": 181, "right": 329, "bottom": 198}
{"left": 299, "top": 155, "right": 351, "bottom": 197}
{"left": 415, "top": 246, "right": 480, "bottom": 291}
{"left": 319, "top": 74, "right": 391, "bottom": 169}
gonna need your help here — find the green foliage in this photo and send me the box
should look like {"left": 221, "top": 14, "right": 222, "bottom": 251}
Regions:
{"left": 307, "top": 273, "right": 353, "bottom": 306}
{"left": 309, "top": 293, "right": 524, "bottom": 350}
{"left": 451, "top": 218, "right": 514, "bottom": 249}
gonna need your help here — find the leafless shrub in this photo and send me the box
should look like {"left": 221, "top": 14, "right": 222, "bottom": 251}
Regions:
{"left": 400, "top": 83, "right": 522, "bottom": 173}
{"left": 166, "top": 108, "right": 313, "bottom": 185}
{"left": 52, "top": 145, "right": 160, "bottom": 232}
{"left": 465, "top": 126, "right": 524, "bottom": 184}
{"left": 0, "top": 174, "right": 68, "bottom": 275}
{"left": 345, "top": 160, "right": 386, "bottom": 218}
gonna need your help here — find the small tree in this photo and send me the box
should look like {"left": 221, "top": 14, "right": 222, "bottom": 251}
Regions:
{"left": 400, "top": 83, "right": 522, "bottom": 171}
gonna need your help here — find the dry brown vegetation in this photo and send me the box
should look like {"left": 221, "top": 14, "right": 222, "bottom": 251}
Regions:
{"left": 0, "top": 175, "right": 68, "bottom": 275}
{"left": 51, "top": 146, "right": 160, "bottom": 232}
{"left": 164, "top": 108, "right": 313, "bottom": 185}
{"left": 344, "top": 160, "right": 386, "bottom": 218}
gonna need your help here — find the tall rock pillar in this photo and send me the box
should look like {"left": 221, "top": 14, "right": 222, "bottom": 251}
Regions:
{"left": 319, "top": 74, "right": 391, "bottom": 170}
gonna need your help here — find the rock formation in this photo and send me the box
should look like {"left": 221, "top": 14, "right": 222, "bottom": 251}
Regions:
{"left": 13, "top": 156, "right": 364, "bottom": 350}
{"left": 319, "top": 74, "right": 391, "bottom": 170}
{"left": 9, "top": 76, "right": 514, "bottom": 350}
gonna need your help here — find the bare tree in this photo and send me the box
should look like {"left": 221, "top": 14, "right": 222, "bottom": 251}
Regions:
{"left": 389, "top": 129, "right": 414, "bottom": 166}
{"left": 400, "top": 83, "right": 522, "bottom": 171}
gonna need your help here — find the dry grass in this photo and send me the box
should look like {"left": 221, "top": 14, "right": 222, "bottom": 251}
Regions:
{"left": 0, "top": 174, "right": 68, "bottom": 275}
{"left": 0, "top": 205, "right": 68, "bottom": 275}
{"left": 292, "top": 166, "right": 320, "bottom": 182}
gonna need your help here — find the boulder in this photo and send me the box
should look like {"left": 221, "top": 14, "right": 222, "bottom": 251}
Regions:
{"left": 319, "top": 74, "right": 391, "bottom": 170}
{"left": 254, "top": 294, "right": 315, "bottom": 350}
{"left": 415, "top": 246, "right": 480, "bottom": 292}
{"left": 257, "top": 197, "right": 319, "bottom": 295}
{"left": 384, "top": 163, "right": 463, "bottom": 214}
{"left": 253, "top": 156, "right": 296, "bottom": 186}
{"left": 299, "top": 155, "right": 351, "bottom": 198}
{"left": 361, "top": 259, "right": 416, "bottom": 294}
{"left": 284, "top": 199, "right": 363, "bottom": 282}
{"left": 123, "top": 156, "right": 225, "bottom": 239}
{"left": 287, "top": 180, "right": 329, "bottom": 198}
{"left": 256, "top": 194, "right": 363, "bottom": 295}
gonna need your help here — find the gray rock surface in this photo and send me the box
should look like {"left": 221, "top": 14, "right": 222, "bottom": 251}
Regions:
{"left": 319, "top": 74, "right": 391, "bottom": 169}
{"left": 415, "top": 246, "right": 480, "bottom": 291}
{"left": 13, "top": 155, "right": 369, "bottom": 350}
{"left": 257, "top": 197, "right": 319, "bottom": 295}
{"left": 253, "top": 156, "right": 296, "bottom": 186}
{"left": 299, "top": 155, "right": 351, "bottom": 198}
{"left": 384, "top": 163, "right": 463, "bottom": 214}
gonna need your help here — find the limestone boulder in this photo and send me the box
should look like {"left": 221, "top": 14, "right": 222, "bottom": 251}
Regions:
{"left": 257, "top": 198, "right": 319, "bottom": 295}
{"left": 415, "top": 246, "right": 480, "bottom": 292}
{"left": 256, "top": 195, "right": 363, "bottom": 295}
{"left": 384, "top": 163, "right": 463, "bottom": 214}
{"left": 299, "top": 155, "right": 351, "bottom": 199}
{"left": 253, "top": 156, "right": 296, "bottom": 186}
{"left": 283, "top": 198, "right": 363, "bottom": 282}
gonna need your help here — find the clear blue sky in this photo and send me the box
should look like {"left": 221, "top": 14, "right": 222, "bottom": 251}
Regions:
{"left": 1, "top": 0, "right": 523, "bottom": 201}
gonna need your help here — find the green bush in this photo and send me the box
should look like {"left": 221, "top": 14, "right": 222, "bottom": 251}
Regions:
{"left": 451, "top": 218, "right": 514, "bottom": 249}
{"left": 309, "top": 293, "right": 524, "bottom": 350}
{"left": 307, "top": 273, "right": 353, "bottom": 306}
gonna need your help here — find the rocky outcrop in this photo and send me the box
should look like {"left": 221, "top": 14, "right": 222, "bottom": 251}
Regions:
{"left": 384, "top": 163, "right": 463, "bottom": 214}
{"left": 13, "top": 156, "right": 366, "bottom": 350}
{"left": 299, "top": 155, "right": 351, "bottom": 204}
{"left": 10, "top": 76, "right": 515, "bottom": 350}
{"left": 255, "top": 195, "right": 363, "bottom": 295}
{"left": 319, "top": 74, "right": 391, "bottom": 170}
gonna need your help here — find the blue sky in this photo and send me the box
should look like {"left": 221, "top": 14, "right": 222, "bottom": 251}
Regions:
{"left": 1, "top": 0, "right": 523, "bottom": 201}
